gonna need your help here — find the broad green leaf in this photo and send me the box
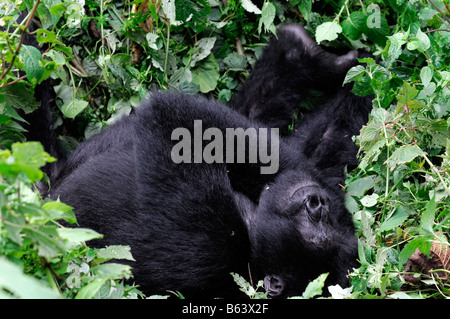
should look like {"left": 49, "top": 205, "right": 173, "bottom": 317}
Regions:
{"left": 258, "top": 2, "right": 277, "bottom": 34}
{"left": 161, "top": 0, "right": 176, "bottom": 24}
{"left": 57, "top": 228, "right": 103, "bottom": 243}
{"left": 399, "top": 237, "right": 432, "bottom": 265}
{"left": 223, "top": 53, "right": 247, "bottom": 71}
{"left": 385, "top": 144, "right": 425, "bottom": 171}
{"left": 420, "top": 66, "right": 433, "bottom": 87}
{"left": 97, "top": 245, "right": 135, "bottom": 262}
{"left": 363, "top": 10, "right": 389, "bottom": 46}
{"left": 407, "top": 28, "right": 431, "bottom": 52}
{"left": 19, "top": 45, "right": 44, "bottom": 85}
{"left": 242, "top": 0, "right": 261, "bottom": 14}
{"left": 346, "top": 176, "right": 377, "bottom": 197}
{"left": 60, "top": 98, "right": 88, "bottom": 119}
{"left": 360, "top": 194, "right": 379, "bottom": 207}
{"left": 379, "top": 206, "right": 409, "bottom": 232}
{"left": 420, "top": 194, "right": 435, "bottom": 236}
{"left": 36, "top": 29, "right": 57, "bottom": 44}
{"left": 192, "top": 54, "right": 220, "bottom": 93}
{"left": 2, "top": 82, "right": 40, "bottom": 114}
{"left": 190, "top": 37, "right": 216, "bottom": 67}
{"left": 299, "top": 273, "right": 328, "bottom": 299}
{"left": 12, "top": 142, "right": 51, "bottom": 170}
{"left": 341, "top": 11, "right": 366, "bottom": 40}
{"left": 315, "top": 21, "right": 342, "bottom": 44}
{"left": 343, "top": 65, "right": 366, "bottom": 85}
{"left": 0, "top": 258, "right": 60, "bottom": 299}
{"left": 297, "top": 0, "right": 312, "bottom": 22}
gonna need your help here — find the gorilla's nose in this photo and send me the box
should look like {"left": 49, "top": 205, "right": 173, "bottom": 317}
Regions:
{"left": 291, "top": 185, "right": 330, "bottom": 223}
{"left": 264, "top": 275, "right": 284, "bottom": 298}
{"left": 305, "top": 193, "right": 329, "bottom": 223}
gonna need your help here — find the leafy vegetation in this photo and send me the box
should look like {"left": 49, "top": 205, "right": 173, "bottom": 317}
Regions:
{"left": 0, "top": 0, "right": 449, "bottom": 299}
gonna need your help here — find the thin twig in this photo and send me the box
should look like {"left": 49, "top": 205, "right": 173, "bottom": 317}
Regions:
{"left": 0, "top": 0, "right": 41, "bottom": 83}
{"left": 427, "top": 0, "right": 450, "bottom": 30}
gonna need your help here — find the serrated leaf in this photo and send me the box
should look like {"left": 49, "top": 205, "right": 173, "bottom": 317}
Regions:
{"left": 57, "top": 228, "right": 103, "bottom": 243}
{"left": 258, "top": 2, "right": 276, "bottom": 35}
{"left": 407, "top": 28, "right": 431, "bottom": 52}
{"left": 97, "top": 245, "right": 135, "bottom": 262}
{"left": 19, "top": 45, "right": 45, "bottom": 85}
{"left": 2, "top": 82, "right": 40, "bottom": 114}
{"left": 343, "top": 65, "right": 366, "bottom": 85}
{"left": 385, "top": 144, "right": 425, "bottom": 171}
{"left": 192, "top": 54, "right": 220, "bottom": 93}
{"left": 399, "top": 237, "right": 432, "bottom": 265}
{"left": 301, "top": 273, "right": 328, "bottom": 299}
{"left": 346, "top": 176, "right": 377, "bottom": 197}
{"left": 242, "top": 0, "right": 261, "bottom": 14}
{"left": 341, "top": 11, "right": 366, "bottom": 40}
{"left": 190, "top": 37, "right": 216, "bottom": 67}
{"left": 315, "top": 22, "right": 342, "bottom": 44}
{"left": 161, "top": 0, "right": 176, "bottom": 24}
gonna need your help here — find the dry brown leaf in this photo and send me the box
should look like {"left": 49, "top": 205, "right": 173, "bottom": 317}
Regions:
{"left": 402, "top": 236, "right": 450, "bottom": 285}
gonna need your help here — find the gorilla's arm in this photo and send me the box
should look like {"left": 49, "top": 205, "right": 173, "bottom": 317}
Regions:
{"left": 229, "top": 24, "right": 359, "bottom": 134}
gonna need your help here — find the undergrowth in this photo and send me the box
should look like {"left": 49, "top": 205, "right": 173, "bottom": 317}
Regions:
{"left": 0, "top": 0, "right": 449, "bottom": 299}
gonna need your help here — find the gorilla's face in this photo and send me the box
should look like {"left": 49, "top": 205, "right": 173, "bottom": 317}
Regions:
{"left": 246, "top": 169, "right": 358, "bottom": 298}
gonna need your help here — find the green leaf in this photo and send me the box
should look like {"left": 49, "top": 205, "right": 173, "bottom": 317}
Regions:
{"left": 97, "top": 245, "right": 135, "bottom": 262}
{"left": 0, "top": 257, "right": 60, "bottom": 299}
{"left": 379, "top": 206, "right": 409, "bottom": 232}
{"left": 315, "top": 21, "right": 342, "bottom": 44}
{"left": 223, "top": 53, "right": 247, "bottom": 71}
{"left": 60, "top": 98, "right": 88, "bottom": 119}
{"left": 399, "top": 237, "right": 432, "bottom": 265}
{"left": 420, "top": 194, "right": 435, "bottom": 236}
{"left": 258, "top": 2, "right": 277, "bottom": 35}
{"left": 36, "top": 29, "right": 57, "bottom": 44}
{"left": 341, "top": 11, "right": 366, "bottom": 40}
{"left": 298, "top": 273, "right": 328, "bottom": 299}
{"left": 297, "top": 0, "right": 312, "bottom": 22}
{"left": 343, "top": 65, "right": 366, "bottom": 85}
{"left": 420, "top": 66, "right": 433, "bottom": 87}
{"left": 346, "top": 176, "right": 377, "bottom": 197}
{"left": 2, "top": 82, "right": 40, "bottom": 114}
{"left": 385, "top": 144, "right": 425, "bottom": 171}
{"left": 57, "top": 228, "right": 103, "bottom": 243}
{"left": 242, "top": 0, "right": 261, "bottom": 14}
{"left": 190, "top": 37, "right": 216, "bottom": 67}
{"left": 18, "top": 45, "right": 45, "bottom": 85}
{"left": 360, "top": 194, "right": 379, "bottom": 207}
{"left": 407, "top": 28, "right": 430, "bottom": 52}
{"left": 191, "top": 54, "right": 220, "bottom": 93}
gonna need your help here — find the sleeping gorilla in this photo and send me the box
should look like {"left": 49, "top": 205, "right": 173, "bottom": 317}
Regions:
{"left": 30, "top": 24, "right": 372, "bottom": 298}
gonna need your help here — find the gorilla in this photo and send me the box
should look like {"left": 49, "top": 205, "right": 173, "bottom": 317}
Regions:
{"left": 22, "top": 22, "right": 373, "bottom": 298}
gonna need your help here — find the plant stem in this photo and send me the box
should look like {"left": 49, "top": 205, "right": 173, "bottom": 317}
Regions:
{"left": 164, "top": 21, "right": 171, "bottom": 83}
{"left": 0, "top": 0, "right": 41, "bottom": 84}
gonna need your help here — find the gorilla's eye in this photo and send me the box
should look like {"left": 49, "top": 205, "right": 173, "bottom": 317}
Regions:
{"left": 306, "top": 195, "right": 320, "bottom": 210}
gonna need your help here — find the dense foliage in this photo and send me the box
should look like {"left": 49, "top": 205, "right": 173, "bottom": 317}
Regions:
{"left": 0, "top": 0, "right": 449, "bottom": 299}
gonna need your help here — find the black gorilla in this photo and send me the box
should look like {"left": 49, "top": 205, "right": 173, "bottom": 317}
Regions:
{"left": 27, "top": 23, "right": 372, "bottom": 298}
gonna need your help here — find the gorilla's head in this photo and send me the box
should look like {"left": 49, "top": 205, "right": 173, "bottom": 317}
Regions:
{"left": 244, "top": 168, "right": 358, "bottom": 298}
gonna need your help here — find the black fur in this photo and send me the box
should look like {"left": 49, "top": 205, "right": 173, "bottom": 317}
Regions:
{"left": 27, "top": 23, "right": 372, "bottom": 298}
